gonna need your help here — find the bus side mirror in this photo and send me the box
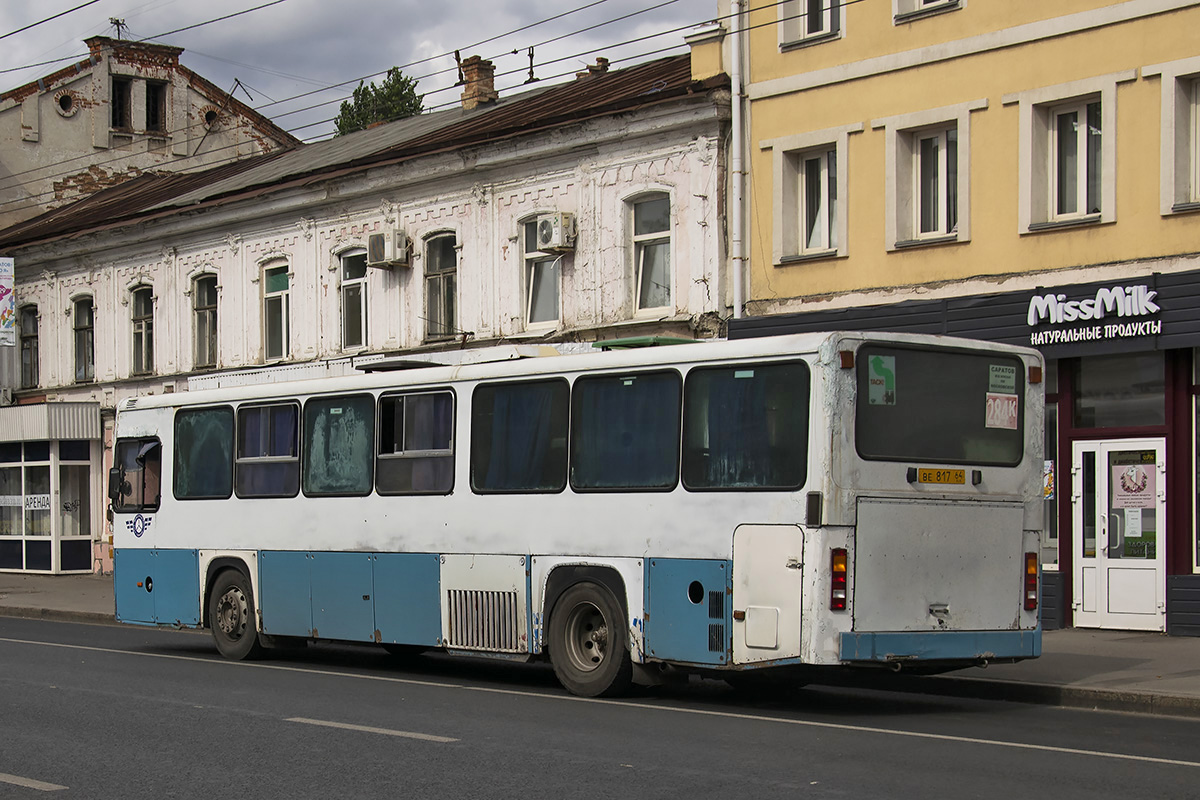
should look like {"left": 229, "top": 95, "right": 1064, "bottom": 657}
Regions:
{"left": 107, "top": 467, "right": 127, "bottom": 505}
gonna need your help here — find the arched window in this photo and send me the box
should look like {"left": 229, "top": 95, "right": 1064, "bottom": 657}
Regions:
{"left": 73, "top": 297, "right": 94, "bottom": 382}
{"left": 340, "top": 250, "right": 368, "bottom": 349}
{"left": 424, "top": 234, "right": 457, "bottom": 340}
{"left": 522, "top": 219, "right": 559, "bottom": 326}
{"left": 631, "top": 193, "right": 671, "bottom": 311}
{"left": 131, "top": 286, "right": 154, "bottom": 375}
{"left": 19, "top": 305, "right": 37, "bottom": 388}
{"left": 262, "top": 264, "right": 290, "bottom": 361}
{"left": 193, "top": 275, "right": 218, "bottom": 369}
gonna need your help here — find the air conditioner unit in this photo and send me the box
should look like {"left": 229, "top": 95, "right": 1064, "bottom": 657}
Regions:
{"left": 366, "top": 229, "right": 411, "bottom": 268}
{"left": 535, "top": 212, "right": 576, "bottom": 252}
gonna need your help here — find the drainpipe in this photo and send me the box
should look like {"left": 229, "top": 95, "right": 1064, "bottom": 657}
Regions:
{"left": 730, "top": 0, "right": 745, "bottom": 319}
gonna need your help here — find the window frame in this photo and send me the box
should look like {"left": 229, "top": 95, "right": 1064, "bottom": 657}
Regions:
{"left": 1004, "top": 71, "right": 1131, "bottom": 233}
{"left": 762, "top": 123, "right": 861, "bottom": 264}
{"left": 131, "top": 286, "right": 154, "bottom": 376}
{"left": 1049, "top": 99, "right": 1102, "bottom": 221}
{"left": 893, "top": 0, "right": 961, "bottom": 24}
{"left": 193, "top": 274, "right": 218, "bottom": 369}
{"left": 470, "top": 378, "right": 570, "bottom": 495}
{"left": 340, "top": 250, "right": 368, "bottom": 350}
{"left": 110, "top": 437, "right": 162, "bottom": 513}
{"left": 235, "top": 401, "right": 301, "bottom": 499}
{"left": 262, "top": 264, "right": 290, "bottom": 361}
{"left": 424, "top": 233, "right": 458, "bottom": 341}
{"left": 522, "top": 219, "right": 560, "bottom": 327}
{"left": 73, "top": 296, "right": 94, "bottom": 383}
{"left": 779, "top": 0, "right": 841, "bottom": 49}
{"left": 630, "top": 192, "right": 672, "bottom": 313}
{"left": 301, "top": 393, "right": 376, "bottom": 497}
{"left": 172, "top": 406, "right": 235, "bottom": 501}
{"left": 1142, "top": 57, "right": 1200, "bottom": 216}
{"left": 145, "top": 81, "right": 167, "bottom": 133}
{"left": 376, "top": 389, "right": 456, "bottom": 496}
{"left": 111, "top": 76, "right": 132, "bottom": 130}
{"left": 18, "top": 304, "right": 38, "bottom": 389}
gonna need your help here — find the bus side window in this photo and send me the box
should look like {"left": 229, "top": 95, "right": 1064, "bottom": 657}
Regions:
{"left": 174, "top": 407, "right": 234, "bottom": 500}
{"left": 682, "top": 361, "right": 810, "bottom": 490}
{"left": 303, "top": 394, "right": 375, "bottom": 496}
{"left": 471, "top": 379, "right": 569, "bottom": 493}
{"left": 236, "top": 402, "right": 300, "bottom": 498}
{"left": 377, "top": 391, "right": 455, "bottom": 495}
{"left": 111, "top": 438, "right": 162, "bottom": 512}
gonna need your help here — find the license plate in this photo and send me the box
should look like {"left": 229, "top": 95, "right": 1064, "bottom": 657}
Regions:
{"left": 918, "top": 468, "right": 965, "bottom": 485}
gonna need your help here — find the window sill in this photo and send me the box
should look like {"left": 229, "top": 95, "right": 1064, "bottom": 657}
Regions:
{"left": 780, "top": 30, "right": 840, "bottom": 53}
{"left": 893, "top": 234, "right": 960, "bottom": 250}
{"left": 1170, "top": 201, "right": 1200, "bottom": 214}
{"left": 894, "top": 1, "right": 961, "bottom": 24}
{"left": 1026, "top": 214, "right": 1102, "bottom": 233}
{"left": 778, "top": 250, "right": 840, "bottom": 265}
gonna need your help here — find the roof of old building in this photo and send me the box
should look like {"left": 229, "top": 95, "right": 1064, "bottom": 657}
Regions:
{"left": 0, "top": 54, "right": 727, "bottom": 251}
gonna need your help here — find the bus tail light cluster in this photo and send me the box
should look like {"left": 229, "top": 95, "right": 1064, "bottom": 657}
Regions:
{"left": 831, "top": 548, "right": 848, "bottom": 611}
{"left": 1024, "top": 552, "right": 1038, "bottom": 611}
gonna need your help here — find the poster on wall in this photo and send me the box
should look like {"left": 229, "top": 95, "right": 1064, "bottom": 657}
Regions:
{"left": 0, "top": 257, "right": 13, "bottom": 347}
{"left": 1111, "top": 463, "right": 1156, "bottom": 509}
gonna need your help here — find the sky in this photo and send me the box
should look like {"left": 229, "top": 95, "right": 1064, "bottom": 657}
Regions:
{"left": 0, "top": 0, "right": 722, "bottom": 141}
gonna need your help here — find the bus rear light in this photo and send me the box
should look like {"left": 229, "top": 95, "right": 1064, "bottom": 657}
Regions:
{"left": 831, "top": 548, "right": 848, "bottom": 611}
{"left": 1024, "top": 552, "right": 1038, "bottom": 611}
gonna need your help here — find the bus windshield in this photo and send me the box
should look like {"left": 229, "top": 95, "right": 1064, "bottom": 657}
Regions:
{"left": 855, "top": 345, "right": 1025, "bottom": 466}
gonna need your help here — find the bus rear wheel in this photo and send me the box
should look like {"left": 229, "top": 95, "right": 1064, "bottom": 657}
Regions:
{"left": 548, "top": 581, "right": 632, "bottom": 697}
{"left": 209, "top": 569, "right": 263, "bottom": 661}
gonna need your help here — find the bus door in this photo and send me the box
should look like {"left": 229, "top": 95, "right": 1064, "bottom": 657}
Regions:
{"left": 1071, "top": 439, "right": 1166, "bottom": 632}
{"left": 732, "top": 524, "right": 803, "bottom": 664}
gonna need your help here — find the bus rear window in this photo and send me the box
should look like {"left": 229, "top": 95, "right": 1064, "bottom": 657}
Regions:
{"left": 682, "top": 361, "right": 810, "bottom": 490}
{"left": 855, "top": 345, "right": 1024, "bottom": 466}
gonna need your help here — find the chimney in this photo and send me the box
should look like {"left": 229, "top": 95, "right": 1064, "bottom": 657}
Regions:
{"left": 575, "top": 57, "right": 610, "bottom": 80}
{"left": 460, "top": 56, "right": 498, "bottom": 110}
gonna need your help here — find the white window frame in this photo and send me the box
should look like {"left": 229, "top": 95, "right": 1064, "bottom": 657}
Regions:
{"left": 893, "top": 0, "right": 961, "bottom": 24}
{"left": 424, "top": 232, "right": 458, "bottom": 341}
{"left": 130, "top": 286, "right": 154, "bottom": 376}
{"left": 192, "top": 274, "right": 218, "bottom": 369}
{"left": 1004, "top": 71, "right": 1133, "bottom": 233}
{"left": 339, "top": 249, "right": 368, "bottom": 350}
{"left": 874, "top": 100, "right": 982, "bottom": 250}
{"left": 779, "top": 0, "right": 841, "bottom": 49}
{"left": 262, "top": 264, "right": 290, "bottom": 362}
{"left": 1143, "top": 56, "right": 1200, "bottom": 215}
{"left": 914, "top": 126, "right": 957, "bottom": 237}
{"left": 18, "top": 304, "right": 38, "bottom": 389}
{"left": 630, "top": 193, "right": 672, "bottom": 313}
{"left": 73, "top": 296, "right": 94, "bottom": 383}
{"left": 522, "top": 219, "right": 559, "bottom": 327}
{"left": 762, "top": 123, "right": 861, "bottom": 264}
{"left": 1048, "top": 100, "right": 1102, "bottom": 221}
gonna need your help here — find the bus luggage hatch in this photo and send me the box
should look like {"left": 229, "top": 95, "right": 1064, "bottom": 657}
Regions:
{"left": 732, "top": 524, "right": 803, "bottom": 664}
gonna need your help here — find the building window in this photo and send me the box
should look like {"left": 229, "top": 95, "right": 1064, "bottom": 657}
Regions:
{"left": 632, "top": 194, "right": 671, "bottom": 311}
{"left": 523, "top": 220, "right": 559, "bottom": 326}
{"left": 874, "top": 102, "right": 980, "bottom": 249}
{"left": 73, "top": 297, "right": 94, "bottom": 383}
{"left": 263, "top": 265, "right": 290, "bottom": 361}
{"left": 1192, "top": 78, "right": 1200, "bottom": 203}
{"left": 1050, "top": 100, "right": 1102, "bottom": 220}
{"left": 795, "top": 148, "right": 837, "bottom": 253}
{"left": 131, "top": 286, "right": 153, "bottom": 375}
{"left": 111, "top": 77, "right": 132, "bottom": 130}
{"left": 762, "top": 123, "right": 861, "bottom": 264}
{"left": 19, "top": 305, "right": 37, "bottom": 389}
{"left": 1142, "top": 59, "right": 1200, "bottom": 215}
{"left": 341, "top": 251, "right": 368, "bottom": 349}
{"left": 780, "top": 0, "right": 840, "bottom": 46}
{"left": 894, "top": 0, "right": 960, "bottom": 23}
{"left": 1006, "top": 72, "right": 1130, "bottom": 232}
{"left": 146, "top": 82, "right": 167, "bottom": 133}
{"left": 425, "top": 234, "right": 457, "bottom": 340}
{"left": 193, "top": 275, "right": 218, "bottom": 369}
{"left": 915, "top": 126, "right": 958, "bottom": 237}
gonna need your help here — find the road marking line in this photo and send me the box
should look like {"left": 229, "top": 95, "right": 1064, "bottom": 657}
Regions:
{"left": 0, "top": 772, "right": 67, "bottom": 791}
{"left": 285, "top": 717, "right": 458, "bottom": 742}
{"left": 3, "top": 635, "right": 1198, "bottom": 769}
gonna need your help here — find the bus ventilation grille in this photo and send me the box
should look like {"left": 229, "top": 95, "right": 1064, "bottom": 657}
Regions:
{"left": 708, "top": 590, "right": 726, "bottom": 653}
{"left": 446, "top": 589, "right": 522, "bottom": 652}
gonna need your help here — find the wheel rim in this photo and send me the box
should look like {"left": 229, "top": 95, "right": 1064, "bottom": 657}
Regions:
{"left": 562, "top": 601, "right": 608, "bottom": 673}
{"left": 215, "top": 586, "right": 249, "bottom": 641}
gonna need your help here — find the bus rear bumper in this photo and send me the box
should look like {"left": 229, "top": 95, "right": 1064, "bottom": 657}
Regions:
{"left": 840, "top": 629, "right": 1042, "bottom": 665}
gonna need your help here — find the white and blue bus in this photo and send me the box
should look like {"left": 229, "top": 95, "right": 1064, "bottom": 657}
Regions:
{"left": 109, "top": 331, "right": 1044, "bottom": 697}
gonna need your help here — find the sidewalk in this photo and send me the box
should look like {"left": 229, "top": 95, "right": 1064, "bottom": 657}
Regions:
{"left": 1, "top": 572, "right": 1198, "bottom": 716}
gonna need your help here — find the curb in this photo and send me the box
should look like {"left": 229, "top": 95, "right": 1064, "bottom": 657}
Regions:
{"left": 811, "top": 672, "right": 1200, "bottom": 719}
{"left": 0, "top": 606, "right": 118, "bottom": 626}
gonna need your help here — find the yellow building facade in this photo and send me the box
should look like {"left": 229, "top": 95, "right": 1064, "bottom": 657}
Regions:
{"left": 726, "top": 0, "right": 1200, "bottom": 635}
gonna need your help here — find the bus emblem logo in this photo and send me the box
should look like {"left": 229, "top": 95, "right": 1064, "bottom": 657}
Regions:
{"left": 125, "top": 514, "right": 153, "bottom": 538}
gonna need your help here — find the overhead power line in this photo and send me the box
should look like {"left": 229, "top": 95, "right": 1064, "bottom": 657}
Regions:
{"left": 0, "top": 1, "right": 100, "bottom": 44}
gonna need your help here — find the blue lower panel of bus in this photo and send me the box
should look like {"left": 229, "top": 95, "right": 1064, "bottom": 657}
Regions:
{"left": 644, "top": 558, "right": 731, "bottom": 666}
{"left": 114, "top": 548, "right": 200, "bottom": 627}
{"left": 374, "top": 553, "right": 441, "bottom": 646}
{"left": 259, "top": 551, "right": 440, "bottom": 646}
{"left": 840, "top": 629, "right": 1042, "bottom": 662}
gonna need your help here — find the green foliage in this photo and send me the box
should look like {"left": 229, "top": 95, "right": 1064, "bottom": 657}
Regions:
{"left": 333, "top": 67, "right": 424, "bottom": 136}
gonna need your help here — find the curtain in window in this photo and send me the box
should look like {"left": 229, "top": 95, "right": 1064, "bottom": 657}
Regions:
{"left": 571, "top": 374, "right": 679, "bottom": 489}
{"left": 479, "top": 383, "right": 564, "bottom": 491}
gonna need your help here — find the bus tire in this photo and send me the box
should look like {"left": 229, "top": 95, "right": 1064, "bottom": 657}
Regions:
{"left": 209, "top": 568, "right": 263, "bottom": 661}
{"left": 548, "top": 581, "right": 632, "bottom": 697}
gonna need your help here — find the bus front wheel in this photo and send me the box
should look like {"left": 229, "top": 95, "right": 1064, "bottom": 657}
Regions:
{"left": 209, "top": 569, "right": 263, "bottom": 661}
{"left": 548, "top": 581, "right": 632, "bottom": 697}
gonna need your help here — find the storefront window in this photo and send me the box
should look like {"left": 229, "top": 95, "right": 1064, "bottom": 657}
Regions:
{"left": 1073, "top": 352, "right": 1165, "bottom": 429}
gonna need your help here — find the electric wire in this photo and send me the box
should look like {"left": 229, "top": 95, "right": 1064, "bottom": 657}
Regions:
{"left": 0, "top": 1, "right": 101, "bottom": 44}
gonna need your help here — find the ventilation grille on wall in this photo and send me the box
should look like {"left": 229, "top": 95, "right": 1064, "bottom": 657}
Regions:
{"left": 708, "top": 590, "right": 726, "bottom": 653}
{"left": 446, "top": 589, "right": 522, "bottom": 651}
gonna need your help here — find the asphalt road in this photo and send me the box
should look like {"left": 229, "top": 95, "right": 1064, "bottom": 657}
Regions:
{"left": 1, "top": 617, "right": 1198, "bottom": 799}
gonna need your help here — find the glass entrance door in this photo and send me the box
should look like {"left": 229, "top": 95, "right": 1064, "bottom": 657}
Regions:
{"left": 1071, "top": 439, "right": 1166, "bottom": 631}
